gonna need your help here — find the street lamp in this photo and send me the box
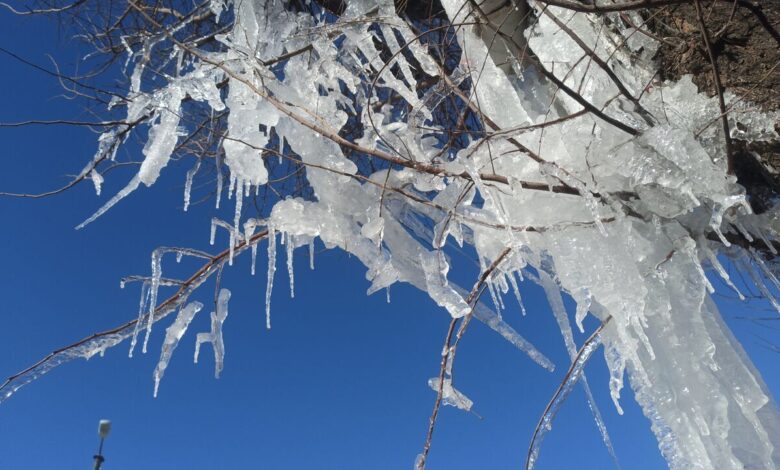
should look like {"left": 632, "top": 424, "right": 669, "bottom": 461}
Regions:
{"left": 93, "top": 419, "right": 111, "bottom": 470}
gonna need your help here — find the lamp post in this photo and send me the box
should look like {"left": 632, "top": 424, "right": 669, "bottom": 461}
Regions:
{"left": 92, "top": 419, "right": 111, "bottom": 470}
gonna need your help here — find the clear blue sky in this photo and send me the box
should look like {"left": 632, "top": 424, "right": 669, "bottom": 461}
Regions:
{"left": 0, "top": 10, "right": 778, "bottom": 470}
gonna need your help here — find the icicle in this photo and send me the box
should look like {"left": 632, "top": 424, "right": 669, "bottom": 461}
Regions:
{"left": 251, "top": 244, "right": 258, "bottom": 276}
{"left": 696, "top": 258, "right": 716, "bottom": 294}
{"left": 229, "top": 180, "right": 244, "bottom": 266}
{"left": 286, "top": 236, "right": 295, "bottom": 298}
{"left": 739, "top": 256, "right": 780, "bottom": 313}
{"left": 574, "top": 289, "right": 592, "bottom": 333}
{"left": 526, "top": 331, "right": 605, "bottom": 470}
{"left": 90, "top": 170, "right": 103, "bottom": 196}
{"left": 698, "top": 237, "right": 744, "bottom": 299}
{"left": 183, "top": 159, "right": 200, "bottom": 212}
{"left": 143, "top": 249, "right": 164, "bottom": 354}
{"left": 228, "top": 231, "right": 235, "bottom": 264}
{"left": 176, "top": 251, "right": 183, "bottom": 263}
{"left": 421, "top": 252, "right": 472, "bottom": 318}
{"left": 308, "top": 238, "right": 315, "bottom": 270}
{"left": 750, "top": 248, "right": 780, "bottom": 294}
{"left": 211, "top": 218, "right": 241, "bottom": 260}
{"left": 480, "top": 257, "right": 503, "bottom": 315}
{"left": 540, "top": 271, "right": 576, "bottom": 353}
{"left": 492, "top": 278, "right": 505, "bottom": 312}
{"left": 76, "top": 175, "right": 141, "bottom": 230}
{"left": 683, "top": 241, "right": 716, "bottom": 294}
{"left": 496, "top": 273, "right": 510, "bottom": 295}
{"left": 630, "top": 314, "right": 656, "bottom": 360}
{"left": 215, "top": 152, "right": 223, "bottom": 209}
{"left": 753, "top": 225, "right": 777, "bottom": 255}
{"left": 153, "top": 301, "right": 203, "bottom": 397}
{"left": 539, "top": 271, "right": 617, "bottom": 461}
{"left": 386, "top": 286, "right": 391, "bottom": 303}
{"left": 228, "top": 172, "right": 236, "bottom": 200}
{"left": 243, "top": 218, "right": 264, "bottom": 276}
{"left": 128, "top": 282, "right": 150, "bottom": 358}
{"left": 604, "top": 342, "right": 626, "bottom": 415}
{"left": 711, "top": 226, "right": 731, "bottom": 247}
{"left": 265, "top": 227, "right": 277, "bottom": 329}
{"left": 733, "top": 220, "right": 754, "bottom": 242}
{"left": 194, "top": 288, "right": 231, "bottom": 378}
{"left": 507, "top": 271, "right": 527, "bottom": 316}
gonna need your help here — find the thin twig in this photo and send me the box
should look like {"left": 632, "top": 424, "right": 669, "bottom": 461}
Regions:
{"left": 525, "top": 316, "right": 613, "bottom": 470}
{"left": 418, "top": 247, "right": 513, "bottom": 469}
{"left": 693, "top": 0, "right": 734, "bottom": 174}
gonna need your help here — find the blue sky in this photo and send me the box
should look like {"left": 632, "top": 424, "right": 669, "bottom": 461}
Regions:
{"left": 1, "top": 9, "right": 778, "bottom": 470}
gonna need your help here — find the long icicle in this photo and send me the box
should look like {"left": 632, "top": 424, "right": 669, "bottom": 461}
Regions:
{"left": 526, "top": 318, "right": 612, "bottom": 470}
{"left": 265, "top": 227, "right": 277, "bottom": 329}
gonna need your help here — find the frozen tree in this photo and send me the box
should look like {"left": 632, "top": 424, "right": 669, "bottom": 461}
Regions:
{"left": 2, "top": 0, "right": 780, "bottom": 468}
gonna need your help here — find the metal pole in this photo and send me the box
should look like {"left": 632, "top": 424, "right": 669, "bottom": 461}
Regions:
{"left": 92, "top": 436, "right": 105, "bottom": 470}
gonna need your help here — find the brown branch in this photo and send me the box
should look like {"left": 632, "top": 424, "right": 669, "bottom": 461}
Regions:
{"left": 0, "top": 115, "right": 147, "bottom": 199}
{"left": 0, "top": 119, "right": 129, "bottom": 128}
{"left": 528, "top": 0, "right": 780, "bottom": 46}
{"left": 541, "top": 9, "right": 654, "bottom": 124}
{"left": 693, "top": 0, "right": 734, "bottom": 174}
{"left": 418, "top": 317, "right": 458, "bottom": 470}
{"left": 125, "top": 3, "right": 592, "bottom": 199}
{"left": 0, "top": 229, "right": 269, "bottom": 400}
{"left": 418, "top": 247, "right": 513, "bottom": 469}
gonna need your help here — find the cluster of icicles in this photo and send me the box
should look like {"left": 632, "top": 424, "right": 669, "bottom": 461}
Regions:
{"left": 3, "top": 1, "right": 780, "bottom": 469}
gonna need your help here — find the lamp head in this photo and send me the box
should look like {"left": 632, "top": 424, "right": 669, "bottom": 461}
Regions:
{"left": 98, "top": 420, "right": 111, "bottom": 439}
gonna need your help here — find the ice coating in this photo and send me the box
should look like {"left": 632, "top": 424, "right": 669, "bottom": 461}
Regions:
{"left": 527, "top": 328, "right": 606, "bottom": 470}
{"left": 428, "top": 377, "right": 473, "bottom": 412}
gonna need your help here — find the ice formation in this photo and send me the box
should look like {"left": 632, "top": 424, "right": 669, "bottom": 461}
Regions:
{"left": 154, "top": 301, "right": 203, "bottom": 397}
{"left": 194, "top": 288, "right": 231, "bottom": 379}
{"left": 5, "top": 1, "right": 780, "bottom": 468}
